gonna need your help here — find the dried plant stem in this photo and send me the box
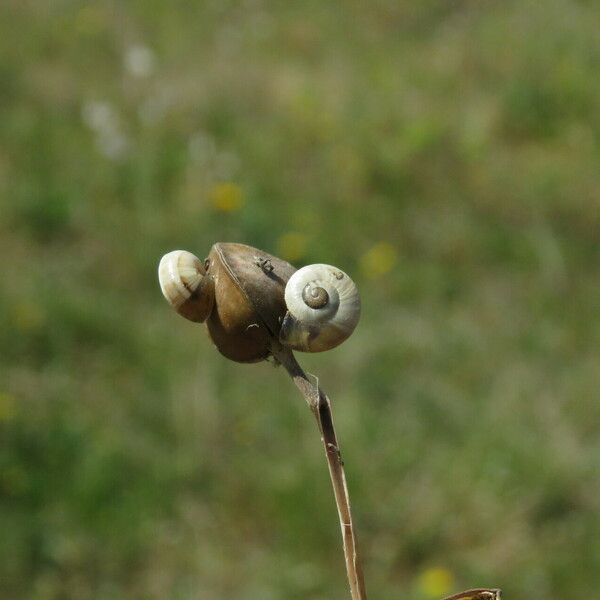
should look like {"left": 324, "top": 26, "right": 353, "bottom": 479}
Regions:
{"left": 272, "top": 344, "right": 368, "bottom": 600}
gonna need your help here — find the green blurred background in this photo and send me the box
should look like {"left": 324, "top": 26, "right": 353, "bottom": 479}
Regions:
{"left": 1, "top": 1, "right": 599, "bottom": 598}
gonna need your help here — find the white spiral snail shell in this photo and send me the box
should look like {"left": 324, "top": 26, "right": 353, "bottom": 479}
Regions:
{"left": 279, "top": 264, "right": 361, "bottom": 352}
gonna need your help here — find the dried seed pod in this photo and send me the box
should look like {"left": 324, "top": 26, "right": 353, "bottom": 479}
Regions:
{"left": 203, "top": 243, "right": 295, "bottom": 362}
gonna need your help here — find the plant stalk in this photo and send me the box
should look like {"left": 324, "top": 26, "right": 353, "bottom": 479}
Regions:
{"left": 272, "top": 344, "right": 368, "bottom": 600}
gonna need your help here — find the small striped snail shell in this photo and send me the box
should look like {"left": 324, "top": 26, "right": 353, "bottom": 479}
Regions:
{"left": 279, "top": 264, "right": 361, "bottom": 352}
{"left": 158, "top": 250, "right": 214, "bottom": 323}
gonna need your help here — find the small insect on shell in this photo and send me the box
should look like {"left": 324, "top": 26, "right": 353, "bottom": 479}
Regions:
{"left": 158, "top": 250, "right": 214, "bottom": 322}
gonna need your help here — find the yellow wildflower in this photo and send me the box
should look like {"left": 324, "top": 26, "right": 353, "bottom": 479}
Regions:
{"left": 210, "top": 182, "right": 244, "bottom": 213}
{"left": 417, "top": 567, "right": 455, "bottom": 599}
{"left": 359, "top": 242, "right": 397, "bottom": 279}
{"left": 276, "top": 232, "right": 308, "bottom": 262}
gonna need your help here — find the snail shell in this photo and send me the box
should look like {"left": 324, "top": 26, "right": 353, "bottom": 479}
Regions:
{"left": 158, "top": 250, "right": 214, "bottom": 322}
{"left": 279, "top": 264, "right": 361, "bottom": 352}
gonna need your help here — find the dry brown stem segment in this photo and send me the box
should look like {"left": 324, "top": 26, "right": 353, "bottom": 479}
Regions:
{"left": 272, "top": 344, "right": 368, "bottom": 600}
{"left": 272, "top": 344, "right": 501, "bottom": 600}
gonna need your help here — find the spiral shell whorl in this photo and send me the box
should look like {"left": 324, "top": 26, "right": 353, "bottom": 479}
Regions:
{"left": 158, "top": 250, "right": 214, "bottom": 322}
{"left": 301, "top": 282, "right": 329, "bottom": 309}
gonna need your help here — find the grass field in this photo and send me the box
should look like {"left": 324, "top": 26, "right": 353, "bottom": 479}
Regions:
{"left": 1, "top": 1, "right": 599, "bottom": 598}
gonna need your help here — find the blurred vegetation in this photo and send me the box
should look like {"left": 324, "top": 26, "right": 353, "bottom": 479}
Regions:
{"left": 1, "top": 1, "right": 599, "bottom": 598}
